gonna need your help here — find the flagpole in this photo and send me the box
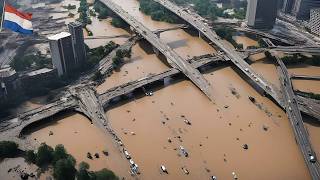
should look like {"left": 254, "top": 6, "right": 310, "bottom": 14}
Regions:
{"left": 0, "top": 0, "right": 5, "bottom": 32}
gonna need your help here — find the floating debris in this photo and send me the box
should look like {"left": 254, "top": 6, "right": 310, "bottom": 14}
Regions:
{"left": 94, "top": 153, "right": 100, "bottom": 158}
{"left": 180, "top": 146, "right": 189, "bottom": 157}
{"left": 123, "top": 149, "right": 131, "bottom": 159}
{"left": 49, "top": 131, "right": 54, "bottom": 136}
{"left": 242, "top": 144, "right": 249, "bottom": 150}
{"left": 262, "top": 125, "right": 269, "bottom": 131}
{"left": 184, "top": 119, "right": 191, "bottom": 125}
{"left": 181, "top": 167, "right": 189, "bottom": 175}
{"left": 232, "top": 172, "right": 238, "bottom": 179}
{"left": 249, "top": 96, "right": 256, "bottom": 103}
{"left": 160, "top": 165, "right": 168, "bottom": 174}
{"left": 87, "top": 152, "right": 92, "bottom": 159}
{"left": 102, "top": 150, "right": 109, "bottom": 156}
{"left": 168, "top": 138, "right": 172, "bottom": 143}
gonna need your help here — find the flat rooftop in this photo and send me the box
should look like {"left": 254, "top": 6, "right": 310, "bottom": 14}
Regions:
{"left": 26, "top": 68, "right": 54, "bottom": 77}
{"left": 48, "top": 32, "right": 71, "bottom": 41}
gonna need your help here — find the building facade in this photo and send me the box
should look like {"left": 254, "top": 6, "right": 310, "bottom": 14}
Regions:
{"left": 48, "top": 32, "right": 76, "bottom": 77}
{"left": 282, "top": 0, "right": 320, "bottom": 20}
{"left": 68, "top": 21, "right": 87, "bottom": 68}
{"left": 246, "top": 0, "right": 278, "bottom": 29}
{"left": 0, "top": 66, "right": 20, "bottom": 101}
{"left": 309, "top": 8, "right": 320, "bottom": 36}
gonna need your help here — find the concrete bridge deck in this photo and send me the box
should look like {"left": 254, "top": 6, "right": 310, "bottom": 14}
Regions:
{"left": 275, "top": 52, "right": 320, "bottom": 179}
{"left": 99, "top": 55, "right": 225, "bottom": 106}
{"left": 100, "top": 0, "right": 215, "bottom": 102}
{"left": 291, "top": 74, "right": 320, "bottom": 81}
{"left": 153, "top": 0, "right": 283, "bottom": 107}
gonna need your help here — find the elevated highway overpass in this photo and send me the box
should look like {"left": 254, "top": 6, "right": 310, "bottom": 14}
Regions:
{"left": 100, "top": 0, "right": 215, "bottom": 101}
{"left": 153, "top": 0, "right": 282, "bottom": 106}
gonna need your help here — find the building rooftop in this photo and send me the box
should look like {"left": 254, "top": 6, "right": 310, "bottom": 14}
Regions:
{"left": 48, "top": 32, "right": 71, "bottom": 41}
{"left": 26, "top": 68, "right": 54, "bottom": 77}
{"left": 69, "top": 21, "right": 83, "bottom": 27}
{"left": 0, "top": 66, "right": 16, "bottom": 78}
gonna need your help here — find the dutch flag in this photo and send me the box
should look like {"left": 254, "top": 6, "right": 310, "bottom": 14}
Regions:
{"left": 1, "top": 2, "right": 33, "bottom": 35}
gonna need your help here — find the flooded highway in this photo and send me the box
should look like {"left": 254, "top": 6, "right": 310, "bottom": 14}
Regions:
{"left": 106, "top": 66, "right": 310, "bottom": 180}
{"left": 2, "top": 0, "right": 319, "bottom": 179}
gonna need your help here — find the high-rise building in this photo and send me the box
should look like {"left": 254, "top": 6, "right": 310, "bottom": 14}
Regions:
{"left": 68, "top": 22, "right": 87, "bottom": 68}
{"left": 309, "top": 8, "right": 320, "bottom": 36}
{"left": 283, "top": 0, "right": 320, "bottom": 20}
{"left": 293, "top": 0, "right": 320, "bottom": 20}
{"left": 48, "top": 32, "right": 76, "bottom": 77}
{"left": 282, "top": 0, "right": 296, "bottom": 13}
{"left": 246, "top": 0, "right": 278, "bottom": 29}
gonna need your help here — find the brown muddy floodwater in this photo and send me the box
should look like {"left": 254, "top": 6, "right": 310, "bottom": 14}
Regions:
{"left": 26, "top": 113, "right": 132, "bottom": 179}
{"left": 97, "top": 0, "right": 216, "bottom": 93}
{"left": 292, "top": 80, "right": 320, "bottom": 94}
{"left": 233, "top": 36, "right": 258, "bottom": 49}
{"left": 304, "top": 119, "right": 320, "bottom": 161}
{"left": 288, "top": 64, "right": 320, "bottom": 77}
{"left": 106, "top": 66, "right": 310, "bottom": 180}
{"left": 287, "top": 64, "right": 320, "bottom": 94}
{"left": 160, "top": 29, "right": 216, "bottom": 59}
{"left": 85, "top": 17, "right": 130, "bottom": 48}
{"left": 96, "top": 43, "right": 170, "bottom": 93}
{"left": 250, "top": 56, "right": 281, "bottom": 89}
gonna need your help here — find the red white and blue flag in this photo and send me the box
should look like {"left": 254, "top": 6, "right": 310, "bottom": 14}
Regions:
{"left": 2, "top": 3, "right": 33, "bottom": 34}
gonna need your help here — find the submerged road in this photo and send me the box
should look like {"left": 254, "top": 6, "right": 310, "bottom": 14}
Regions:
{"left": 100, "top": 0, "right": 215, "bottom": 102}
{"left": 153, "top": 0, "right": 282, "bottom": 106}
{"left": 275, "top": 53, "right": 320, "bottom": 180}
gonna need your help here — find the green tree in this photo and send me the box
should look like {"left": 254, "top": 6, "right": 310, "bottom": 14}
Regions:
{"left": 77, "top": 162, "right": 91, "bottom": 180}
{"left": 25, "top": 150, "right": 36, "bottom": 164}
{"left": 53, "top": 156, "right": 77, "bottom": 180}
{"left": 93, "top": 168, "right": 118, "bottom": 180}
{"left": 36, "top": 143, "right": 54, "bottom": 166}
{"left": 0, "top": 141, "right": 19, "bottom": 158}
{"left": 53, "top": 144, "right": 68, "bottom": 164}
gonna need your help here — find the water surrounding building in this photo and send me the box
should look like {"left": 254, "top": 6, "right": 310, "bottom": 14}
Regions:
{"left": 48, "top": 32, "right": 76, "bottom": 77}
{"left": 309, "top": 8, "right": 320, "bottom": 36}
{"left": 246, "top": 0, "right": 278, "bottom": 29}
{"left": 68, "top": 22, "right": 87, "bottom": 68}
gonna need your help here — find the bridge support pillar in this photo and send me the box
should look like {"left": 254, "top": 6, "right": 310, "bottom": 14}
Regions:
{"left": 156, "top": 32, "right": 160, "bottom": 38}
{"left": 198, "top": 31, "right": 202, "bottom": 39}
{"left": 153, "top": 47, "right": 160, "bottom": 56}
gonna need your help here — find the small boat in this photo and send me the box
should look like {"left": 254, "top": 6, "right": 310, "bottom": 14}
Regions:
{"left": 160, "top": 165, "right": 168, "bottom": 174}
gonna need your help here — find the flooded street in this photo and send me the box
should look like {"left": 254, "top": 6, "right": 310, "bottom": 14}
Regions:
{"left": 249, "top": 54, "right": 281, "bottom": 88}
{"left": 96, "top": 43, "right": 170, "bottom": 93}
{"left": 160, "top": 29, "right": 216, "bottom": 59}
{"left": 106, "top": 66, "right": 310, "bottom": 180}
{"left": 2, "top": 0, "right": 319, "bottom": 179}
{"left": 85, "top": 17, "right": 130, "bottom": 48}
{"left": 287, "top": 64, "right": 320, "bottom": 94}
{"left": 292, "top": 80, "right": 320, "bottom": 94}
{"left": 26, "top": 113, "right": 132, "bottom": 179}
{"left": 97, "top": 0, "right": 216, "bottom": 92}
{"left": 304, "top": 119, "right": 320, "bottom": 160}
{"left": 234, "top": 36, "right": 258, "bottom": 49}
